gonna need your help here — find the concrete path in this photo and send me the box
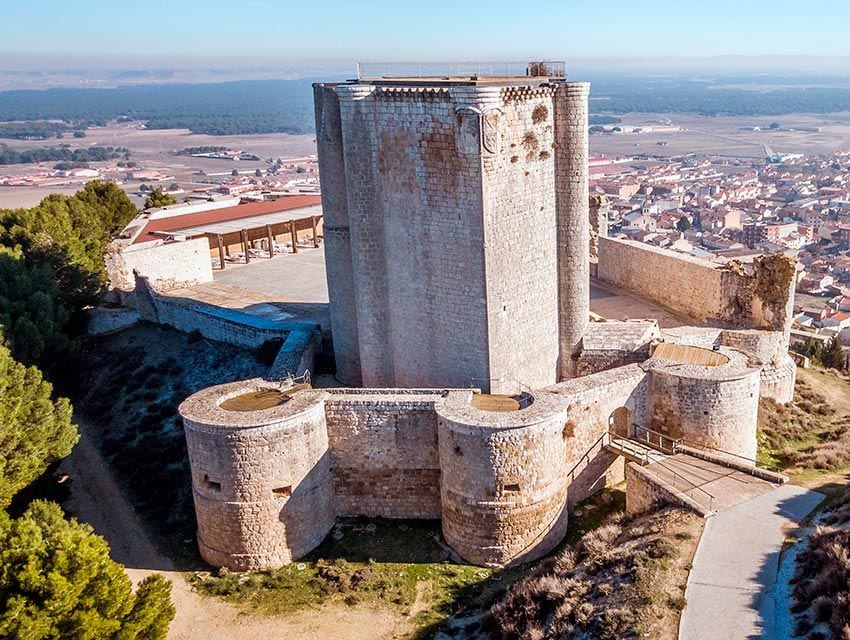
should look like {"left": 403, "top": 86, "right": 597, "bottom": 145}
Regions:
{"left": 679, "top": 484, "right": 824, "bottom": 640}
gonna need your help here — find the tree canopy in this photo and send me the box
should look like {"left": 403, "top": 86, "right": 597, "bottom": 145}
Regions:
{"left": 0, "top": 501, "right": 174, "bottom": 640}
{"left": 0, "top": 181, "right": 137, "bottom": 373}
{"left": 143, "top": 188, "right": 176, "bottom": 210}
{"left": 0, "top": 346, "right": 76, "bottom": 508}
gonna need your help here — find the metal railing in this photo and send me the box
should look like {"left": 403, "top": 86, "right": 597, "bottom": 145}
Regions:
{"left": 566, "top": 432, "right": 610, "bottom": 482}
{"left": 631, "top": 425, "right": 680, "bottom": 454}
{"left": 355, "top": 60, "right": 566, "bottom": 80}
{"left": 607, "top": 436, "right": 658, "bottom": 466}
{"left": 674, "top": 436, "right": 784, "bottom": 473}
{"left": 611, "top": 426, "right": 716, "bottom": 511}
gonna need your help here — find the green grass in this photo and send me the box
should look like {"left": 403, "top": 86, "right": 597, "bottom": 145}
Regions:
{"left": 190, "top": 518, "right": 492, "bottom": 633}
{"left": 191, "top": 490, "right": 630, "bottom": 638}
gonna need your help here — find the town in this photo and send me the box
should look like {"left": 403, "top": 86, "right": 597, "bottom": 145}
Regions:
{"left": 587, "top": 148, "right": 850, "bottom": 361}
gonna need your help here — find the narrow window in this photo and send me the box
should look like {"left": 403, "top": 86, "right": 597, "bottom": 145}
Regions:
{"left": 203, "top": 474, "right": 221, "bottom": 492}
{"left": 502, "top": 483, "right": 521, "bottom": 493}
{"left": 273, "top": 486, "right": 292, "bottom": 498}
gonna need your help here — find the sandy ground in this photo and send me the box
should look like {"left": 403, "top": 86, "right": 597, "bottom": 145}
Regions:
{"left": 0, "top": 127, "right": 316, "bottom": 208}
{"left": 59, "top": 426, "right": 410, "bottom": 640}
{"left": 590, "top": 112, "right": 850, "bottom": 159}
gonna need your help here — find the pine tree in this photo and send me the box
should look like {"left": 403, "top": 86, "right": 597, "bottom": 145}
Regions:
{"left": 0, "top": 345, "right": 77, "bottom": 507}
{"left": 0, "top": 501, "right": 175, "bottom": 640}
{"left": 823, "top": 337, "right": 846, "bottom": 370}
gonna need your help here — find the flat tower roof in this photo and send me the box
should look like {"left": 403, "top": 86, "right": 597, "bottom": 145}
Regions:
{"left": 351, "top": 60, "right": 566, "bottom": 86}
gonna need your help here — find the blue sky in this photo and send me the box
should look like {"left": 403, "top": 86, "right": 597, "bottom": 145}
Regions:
{"left": 2, "top": 0, "right": 850, "bottom": 65}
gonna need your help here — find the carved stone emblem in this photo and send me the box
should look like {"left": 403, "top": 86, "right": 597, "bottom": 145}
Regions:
{"left": 482, "top": 111, "right": 501, "bottom": 154}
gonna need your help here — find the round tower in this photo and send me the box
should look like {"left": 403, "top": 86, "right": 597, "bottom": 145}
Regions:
{"left": 647, "top": 345, "right": 761, "bottom": 460}
{"left": 554, "top": 81, "right": 591, "bottom": 379}
{"left": 179, "top": 380, "right": 334, "bottom": 571}
{"left": 436, "top": 390, "right": 570, "bottom": 566}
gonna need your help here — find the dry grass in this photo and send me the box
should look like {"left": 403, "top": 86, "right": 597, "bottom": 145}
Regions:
{"left": 792, "top": 491, "right": 850, "bottom": 639}
{"left": 758, "top": 370, "right": 850, "bottom": 472}
{"left": 482, "top": 507, "right": 701, "bottom": 640}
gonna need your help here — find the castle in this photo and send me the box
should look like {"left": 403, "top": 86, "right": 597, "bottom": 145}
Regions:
{"left": 176, "top": 64, "right": 798, "bottom": 571}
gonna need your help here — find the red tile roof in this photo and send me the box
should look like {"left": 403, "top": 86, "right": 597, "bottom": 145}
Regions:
{"left": 133, "top": 195, "right": 322, "bottom": 243}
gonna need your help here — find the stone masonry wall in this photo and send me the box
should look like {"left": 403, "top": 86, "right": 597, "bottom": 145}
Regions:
{"left": 314, "top": 84, "right": 362, "bottom": 386}
{"left": 105, "top": 237, "right": 213, "bottom": 293}
{"left": 182, "top": 388, "right": 335, "bottom": 571}
{"left": 323, "top": 80, "right": 590, "bottom": 393}
{"left": 647, "top": 356, "right": 761, "bottom": 460}
{"left": 554, "top": 83, "right": 591, "bottom": 379}
{"left": 625, "top": 463, "right": 706, "bottom": 517}
{"left": 547, "top": 364, "right": 649, "bottom": 506}
{"left": 597, "top": 237, "right": 795, "bottom": 335}
{"left": 481, "top": 87, "right": 560, "bottom": 391}
{"left": 336, "top": 84, "right": 492, "bottom": 389}
{"left": 436, "top": 390, "right": 571, "bottom": 566}
{"left": 151, "top": 296, "right": 293, "bottom": 350}
{"left": 324, "top": 391, "right": 444, "bottom": 519}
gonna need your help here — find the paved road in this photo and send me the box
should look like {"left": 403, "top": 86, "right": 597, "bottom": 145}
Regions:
{"left": 679, "top": 484, "right": 824, "bottom": 640}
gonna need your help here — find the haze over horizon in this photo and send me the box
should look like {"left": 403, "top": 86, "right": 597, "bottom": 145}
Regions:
{"left": 3, "top": 0, "right": 850, "bottom": 84}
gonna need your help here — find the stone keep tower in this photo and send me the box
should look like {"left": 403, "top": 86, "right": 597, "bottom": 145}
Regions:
{"left": 314, "top": 67, "right": 589, "bottom": 393}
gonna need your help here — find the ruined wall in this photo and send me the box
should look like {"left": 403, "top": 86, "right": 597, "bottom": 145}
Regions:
{"left": 436, "top": 390, "right": 571, "bottom": 566}
{"left": 325, "top": 390, "right": 444, "bottom": 519}
{"left": 105, "top": 237, "right": 213, "bottom": 293}
{"left": 181, "top": 386, "right": 335, "bottom": 571}
{"left": 597, "top": 237, "right": 795, "bottom": 335}
{"left": 588, "top": 194, "right": 609, "bottom": 261}
{"left": 647, "top": 350, "right": 761, "bottom": 460}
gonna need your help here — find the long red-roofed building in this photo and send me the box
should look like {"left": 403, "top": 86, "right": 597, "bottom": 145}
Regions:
{"left": 132, "top": 195, "right": 322, "bottom": 244}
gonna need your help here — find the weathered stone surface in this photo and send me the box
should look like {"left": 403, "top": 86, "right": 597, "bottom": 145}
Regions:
{"left": 315, "top": 78, "right": 591, "bottom": 393}
{"left": 597, "top": 237, "right": 795, "bottom": 335}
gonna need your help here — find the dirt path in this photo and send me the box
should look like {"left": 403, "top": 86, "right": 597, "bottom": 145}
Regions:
{"left": 59, "top": 427, "right": 410, "bottom": 640}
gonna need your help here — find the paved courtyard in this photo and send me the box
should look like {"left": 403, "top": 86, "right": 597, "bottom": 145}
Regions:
{"left": 211, "top": 247, "right": 693, "bottom": 330}
{"left": 590, "top": 279, "right": 700, "bottom": 328}
{"left": 214, "top": 245, "right": 329, "bottom": 303}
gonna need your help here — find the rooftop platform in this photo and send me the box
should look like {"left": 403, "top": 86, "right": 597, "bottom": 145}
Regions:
{"left": 350, "top": 60, "right": 566, "bottom": 87}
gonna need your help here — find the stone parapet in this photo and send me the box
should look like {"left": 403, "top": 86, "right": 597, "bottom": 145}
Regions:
{"left": 645, "top": 347, "right": 761, "bottom": 460}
